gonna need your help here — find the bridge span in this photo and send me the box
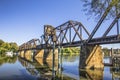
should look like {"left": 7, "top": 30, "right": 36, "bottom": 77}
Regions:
{"left": 18, "top": 3, "right": 120, "bottom": 70}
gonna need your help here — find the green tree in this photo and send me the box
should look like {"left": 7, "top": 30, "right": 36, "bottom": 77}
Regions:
{"left": 0, "top": 39, "right": 18, "bottom": 56}
{"left": 0, "top": 39, "right": 4, "bottom": 46}
{"left": 102, "top": 48, "right": 109, "bottom": 56}
{"left": 2, "top": 43, "right": 11, "bottom": 50}
{"left": 81, "top": 0, "right": 120, "bottom": 20}
{"left": 0, "top": 42, "right": 10, "bottom": 55}
{"left": 9, "top": 42, "right": 18, "bottom": 52}
{"left": 61, "top": 47, "right": 80, "bottom": 56}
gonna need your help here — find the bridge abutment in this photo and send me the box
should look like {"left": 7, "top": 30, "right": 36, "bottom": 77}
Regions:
{"left": 79, "top": 45, "right": 104, "bottom": 69}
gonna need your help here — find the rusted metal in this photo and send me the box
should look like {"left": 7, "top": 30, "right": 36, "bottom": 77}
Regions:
{"left": 80, "top": 23, "right": 90, "bottom": 36}
{"left": 44, "top": 25, "right": 56, "bottom": 43}
{"left": 72, "top": 25, "right": 80, "bottom": 42}
{"left": 61, "top": 29, "right": 68, "bottom": 43}
{"left": 87, "top": 3, "right": 113, "bottom": 42}
{"left": 19, "top": 4, "right": 120, "bottom": 51}
{"left": 103, "top": 13, "right": 120, "bottom": 37}
{"left": 71, "top": 23, "right": 83, "bottom": 40}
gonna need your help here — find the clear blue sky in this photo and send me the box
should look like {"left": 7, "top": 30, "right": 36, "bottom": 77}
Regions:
{"left": 0, "top": 0, "right": 119, "bottom": 48}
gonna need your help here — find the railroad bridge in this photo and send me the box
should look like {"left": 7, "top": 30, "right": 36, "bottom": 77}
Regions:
{"left": 18, "top": 3, "right": 120, "bottom": 69}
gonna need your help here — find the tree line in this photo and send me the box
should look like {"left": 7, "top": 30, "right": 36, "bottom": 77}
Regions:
{"left": 61, "top": 47, "right": 80, "bottom": 56}
{"left": 0, "top": 39, "right": 19, "bottom": 56}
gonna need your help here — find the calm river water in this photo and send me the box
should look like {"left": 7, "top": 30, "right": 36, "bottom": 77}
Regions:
{"left": 0, "top": 55, "right": 120, "bottom": 80}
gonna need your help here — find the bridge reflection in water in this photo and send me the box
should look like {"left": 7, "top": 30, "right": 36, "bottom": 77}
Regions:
{"left": 18, "top": 57, "right": 58, "bottom": 80}
{"left": 80, "top": 69, "right": 103, "bottom": 80}
{"left": 17, "top": 55, "right": 120, "bottom": 80}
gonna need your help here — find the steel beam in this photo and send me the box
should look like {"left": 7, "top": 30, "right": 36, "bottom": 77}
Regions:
{"left": 103, "top": 13, "right": 120, "bottom": 37}
{"left": 87, "top": 4, "right": 113, "bottom": 42}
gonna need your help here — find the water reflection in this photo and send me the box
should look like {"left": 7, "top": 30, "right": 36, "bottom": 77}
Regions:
{"left": 0, "top": 55, "right": 17, "bottom": 65}
{"left": 59, "top": 56, "right": 120, "bottom": 80}
{"left": 0, "top": 54, "right": 120, "bottom": 80}
{"left": 18, "top": 57, "right": 53, "bottom": 80}
{"left": 18, "top": 56, "right": 120, "bottom": 80}
{"left": 80, "top": 69, "right": 103, "bottom": 80}
{"left": 111, "top": 58, "right": 120, "bottom": 80}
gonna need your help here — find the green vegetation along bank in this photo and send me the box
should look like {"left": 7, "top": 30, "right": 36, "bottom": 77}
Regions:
{"left": 0, "top": 39, "right": 18, "bottom": 57}
{"left": 61, "top": 47, "right": 80, "bottom": 56}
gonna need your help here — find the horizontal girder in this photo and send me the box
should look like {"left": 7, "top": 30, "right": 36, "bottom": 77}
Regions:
{"left": 19, "top": 2, "right": 120, "bottom": 51}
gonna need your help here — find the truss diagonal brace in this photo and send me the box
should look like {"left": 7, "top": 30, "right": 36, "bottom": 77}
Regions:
{"left": 103, "top": 13, "right": 120, "bottom": 37}
{"left": 71, "top": 23, "right": 83, "bottom": 40}
{"left": 87, "top": 4, "right": 113, "bottom": 42}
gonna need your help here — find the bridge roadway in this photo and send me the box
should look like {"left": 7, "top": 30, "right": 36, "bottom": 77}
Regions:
{"left": 19, "top": 34, "right": 120, "bottom": 51}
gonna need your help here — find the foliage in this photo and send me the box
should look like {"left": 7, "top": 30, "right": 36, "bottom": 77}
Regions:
{"left": 0, "top": 39, "right": 4, "bottom": 45}
{"left": 9, "top": 42, "right": 19, "bottom": 52}
{"left": 102, "top": 48, "right": 109, "bottom": 56}
{"left": 0, "top": 56, "right": 17, "bottom": 66}
{"left": 61, "top": 47, "right": 80, "bottom": 56}
{"left": 81, "top": 0, "right": 120, "bottom": 20}
{"left": 0, "top": 39, "right": 18, "bottom": 55}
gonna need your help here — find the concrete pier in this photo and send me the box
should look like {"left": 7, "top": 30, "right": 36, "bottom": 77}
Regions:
{"left": 79, "top": 45, "right": 104, "bottom": 69}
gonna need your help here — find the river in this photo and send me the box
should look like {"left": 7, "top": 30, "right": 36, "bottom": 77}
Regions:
{"left": 0, "top": 56, "right": 120, "bottom": 80}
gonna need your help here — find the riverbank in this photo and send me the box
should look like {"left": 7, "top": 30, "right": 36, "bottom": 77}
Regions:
{"left": 62, "top": 47, "right": 80, "bottom": 56}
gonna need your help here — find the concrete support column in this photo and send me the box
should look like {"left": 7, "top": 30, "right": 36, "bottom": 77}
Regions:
{"left": 46, "top": 49, "right": 58, "bottom": 60}
{"left": 35, "top": 49, "right": 44, "bottom": 58}
{"left": 24, "top": 50, "right": 32, "bottom": 61}
{"left": 35, "top": 49, "right": 58, "bottom": 60}
{"left": 79, "top": 45, "right": 104, "bottom": 69}
{"left": 35, "top": 49, "right": 58, "bottom": 70}
{"left": 20, "top": 51, "right": 24, "bottom": 58}
{"left": 35, "top": 49, "right": 45, "bottom": 65}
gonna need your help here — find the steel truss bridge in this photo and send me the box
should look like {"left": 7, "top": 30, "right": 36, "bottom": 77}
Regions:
{"left": 19, "top": 3, "right": 120, "bottom": 51}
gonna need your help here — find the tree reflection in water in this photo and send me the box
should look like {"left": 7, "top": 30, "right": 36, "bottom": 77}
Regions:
{"left": 0, "top": 55, "right": 17, "bottom": 65}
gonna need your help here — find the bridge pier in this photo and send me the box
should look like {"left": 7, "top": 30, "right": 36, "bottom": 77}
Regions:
{"left": 24, "top": 50, "right": 33, "bottom": 61}
{"left": 35, "top": 49, "right": 44, "bottom": 58}
{"left": 19, "top": 51, "right": 24, "bottom": 58}
{"left": 35, "top": 49, "right": 58, "bottom": 60}
{"left": 79, "top": 45, "right": 104, "bottom": 69}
